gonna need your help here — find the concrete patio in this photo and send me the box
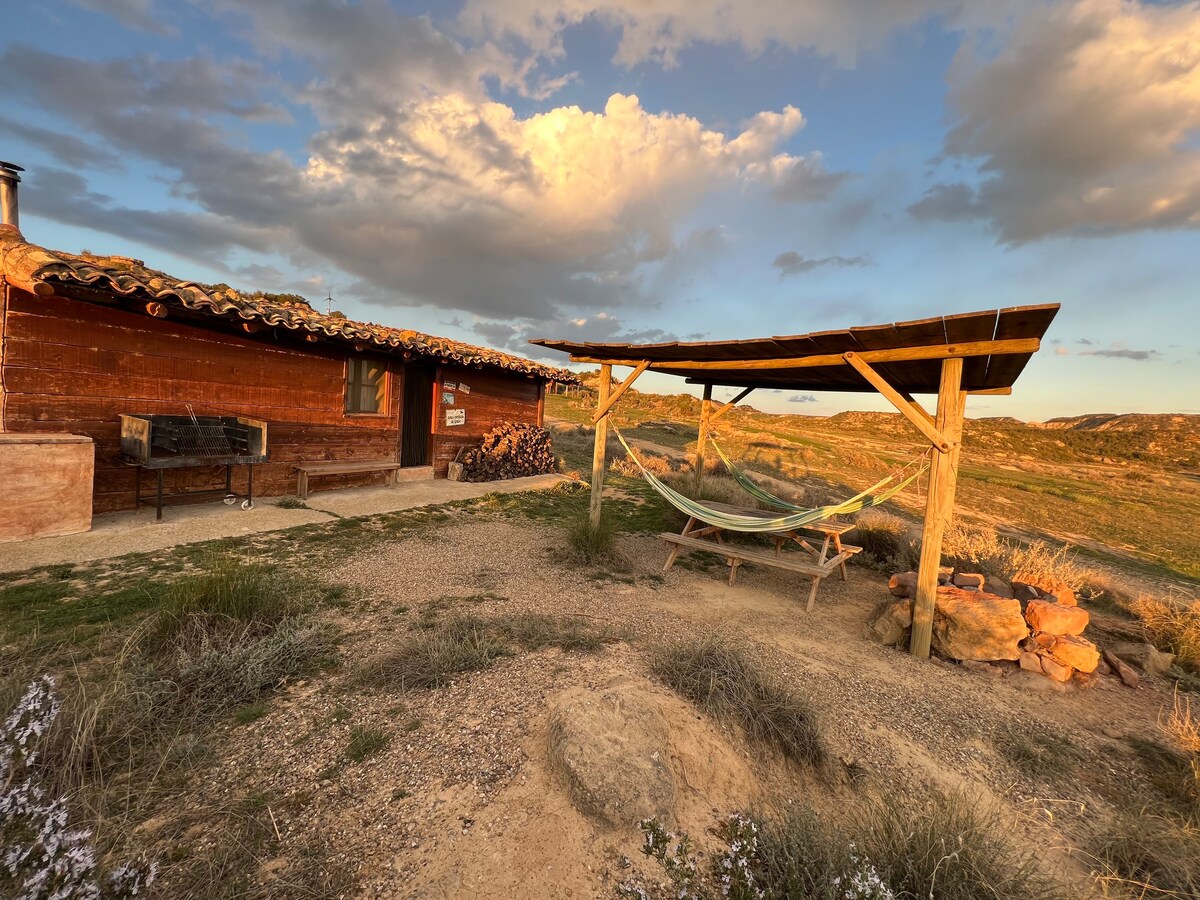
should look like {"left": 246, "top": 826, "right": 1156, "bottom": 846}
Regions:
{"left": 0, "top": 474, "right": 566, "bottom": 573}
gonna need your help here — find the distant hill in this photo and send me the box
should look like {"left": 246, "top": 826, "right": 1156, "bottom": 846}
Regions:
{"left": 1033, "top": 413, "right": 1200, "bottom": 432}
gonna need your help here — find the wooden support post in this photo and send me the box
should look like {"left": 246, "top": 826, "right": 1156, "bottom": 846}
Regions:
{"left": 693, "top": 383, "right": 713, "bottom": 493}
{"left": 589, "top": 364, "right": 612, "bottom": 529}
{"left": 910, "top": 358, "right": 967, "bottom": 660}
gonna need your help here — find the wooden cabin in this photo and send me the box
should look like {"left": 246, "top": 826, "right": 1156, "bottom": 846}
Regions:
{"left": 0, "top": 225, "right": 576, "bottom": 512}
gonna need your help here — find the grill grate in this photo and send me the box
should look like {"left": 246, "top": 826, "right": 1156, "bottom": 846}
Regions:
{"left": 172, "top": 423, "right": 234, "bottom": 457}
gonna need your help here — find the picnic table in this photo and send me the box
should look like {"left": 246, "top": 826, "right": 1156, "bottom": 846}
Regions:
{"left": 659, "top": 501, "right": 862, "bottom": 610}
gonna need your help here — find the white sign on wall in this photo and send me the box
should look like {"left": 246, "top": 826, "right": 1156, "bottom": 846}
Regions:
{"left": 445, "top": 408, "right": 466, "bottom": 427}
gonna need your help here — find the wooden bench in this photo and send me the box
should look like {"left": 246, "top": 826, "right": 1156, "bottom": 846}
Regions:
{"left": 294, "top": 459, "right": 405, "bottom": 499}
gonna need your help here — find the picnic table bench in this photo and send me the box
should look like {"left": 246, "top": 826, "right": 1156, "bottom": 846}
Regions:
{"left": 294, "top": 458, "right": 405, "bottom": 500}
{"left": 660, "top": 501, "right": 861, "bottom": 610}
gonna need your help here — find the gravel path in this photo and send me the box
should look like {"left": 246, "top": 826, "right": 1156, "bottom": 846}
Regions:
{"left": 152, "top": 518, "right": 1174, "bottom": 898}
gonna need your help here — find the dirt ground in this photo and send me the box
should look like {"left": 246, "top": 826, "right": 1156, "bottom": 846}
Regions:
{"left": 173, "top": 518, "right": 1174, "bottom": 899}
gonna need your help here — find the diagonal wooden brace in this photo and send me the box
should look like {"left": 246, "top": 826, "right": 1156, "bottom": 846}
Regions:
{"left": 592, "top": 361, "right": 650, "bottom": 424}
{"left": 709, "top": 386, "right": 755, "bottom": 422}
{"left": 843, "top": 352, "right": 952, "bottom": 453}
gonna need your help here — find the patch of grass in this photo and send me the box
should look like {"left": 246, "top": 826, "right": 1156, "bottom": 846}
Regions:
{"left": 999, "top": 725, "right": 1084, "bottom": 782}
{"left": 566, "top": 509, "right": 619, "bottom": 565}
{"left": 1095, "top": 807, "right": 1200, "bottom": 898}
{"left": 851, "top": 511, "right": 919, "bottom": 569}
{"left": 276, "top": 496, "right": 310, "bottom": 509}
{"left": 355, "top": 617, "right": 511, "bottom": 689}
{"left": 1130, "top": 594, "right": 1200, "bottom": 674}
{"left": 651, "top": 635, "right": 823, "bottom": 767}
{"left": 490, "top": 612, "right": 617, "bottom": 654}
{"left": 234, "top": 701, "right": 268, "bottom": 725}
{"left": 754, "top": 791, "right": 1070, "bottom": 900}
{"left": 345, "top": 725, "right": 390, "bottom": 763}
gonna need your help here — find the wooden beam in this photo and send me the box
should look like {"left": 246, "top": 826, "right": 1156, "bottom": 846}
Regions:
{"left": 693, "top": 383, "right": 714, "bottom": 493}
{"left": 968, "top": 387, "right": 1012, "bottom": 396}
{"left": 910, "top": 359, "right": 967, "bottom": 660}
{"left": 899, "top": 391, "right": 935, "bottom": 428}
{"left": 709, "top": 386, "right": 755, "bottom": 422}
{"left": 589, "top": 364, "right": 612, "bottom": 529}
{"left": 843, "top": 352, "right": 951, "bottom": 453}
{"left": 567, "top": 337, "right": 1039, "bottom": 371}
{"left": 591, "top": 361, "right": 649, "bottom": 424}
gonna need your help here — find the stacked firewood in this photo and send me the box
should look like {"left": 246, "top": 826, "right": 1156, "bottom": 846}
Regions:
{"left": 459, "top": 423, "right": 557, "bottom": 482}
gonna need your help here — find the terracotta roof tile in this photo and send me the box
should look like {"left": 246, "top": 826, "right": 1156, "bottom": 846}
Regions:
{"left": 0, "top": 226, "right": 578, "bottom": 384}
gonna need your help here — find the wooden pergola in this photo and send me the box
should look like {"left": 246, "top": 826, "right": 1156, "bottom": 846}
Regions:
{"left": 531, "top": 303, "right": 1059, "bottom": 660}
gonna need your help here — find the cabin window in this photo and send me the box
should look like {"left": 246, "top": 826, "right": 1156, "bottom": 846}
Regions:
{"left": 345, "top": 357, "right": 387, "bottom": 415}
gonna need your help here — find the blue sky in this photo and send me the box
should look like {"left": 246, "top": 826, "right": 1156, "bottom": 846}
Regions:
{"left": 3, "top": 0, "right": 1199, "bottom": 421}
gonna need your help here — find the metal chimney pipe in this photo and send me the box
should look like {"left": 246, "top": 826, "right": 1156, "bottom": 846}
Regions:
{"left": 0, "top": 161, "right": 24, "bottom": 229}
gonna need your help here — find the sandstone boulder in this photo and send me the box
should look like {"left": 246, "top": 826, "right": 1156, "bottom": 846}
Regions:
{"left": 1039, "top": 655, "right": 1073, "bottom": 683}
{"left": 1102, "top": 649, "right": 1139, "bottom": 688}
{"left": 1048, "top": 634, "right": 1100, "bottom": 673}
{"left": 868, "top": 598, "right": 912, "bottom": 647}
{"left": 1018, "top": 651, "right": 1042, "bottom": 673}
{"left": 931, "top": 588, "right": 1028, "bottom": 661}
{"left": 953, "top": 572, "right": 985, "bottom": 590}
{"left": 983, "top": 576, "right": 1015, "bottom": 599}
{"left": 1108, "top": 641, "right": 1175, "bottom": 676}
{"left": 1012, "top": 582, "right": 1041, "bottom": 603}
{"left": 1025, "top": 599, "right": 1089, "bottom": 636}
{"left": 1013, "top": 572, "right": 1076, "bottom": 606}
{"left": 888, "top": 572, "right": 917, "bottom": 598}
{"left": 938, "top": 566, "right": 953, "bottom": 585}
{"left": 547, "top": 680, "right": 676, "bottom": 827}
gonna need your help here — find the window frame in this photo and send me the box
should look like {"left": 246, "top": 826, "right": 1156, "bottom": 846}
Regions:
{"left": 343, "top": 355, "right": 390, "bottom": 417}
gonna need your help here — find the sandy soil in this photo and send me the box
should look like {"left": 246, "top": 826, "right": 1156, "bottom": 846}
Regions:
{"left": 160, "top": 518, "right": 1175, "bottom": 899}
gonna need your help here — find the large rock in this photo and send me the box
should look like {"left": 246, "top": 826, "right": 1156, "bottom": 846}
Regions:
{"left": 983, "top": 576, "right": 1015, "bottom": 599}
{"left": 547, "top": 680, "right": 676, "bottom": 827}
{"left": 1048, "top": 634, "right": 1100, "bottom": 673}
{"left": 888, "top": 572, "right": 918, "bottom": 598}
{"left": 868, "top": 598, "right": 913, "bottom": 647}
{"left": 1013, "top": 571, "right": 1076, "bottom": 606}
{"left": 1025, "top": 599, "right": 1089, "bottom": 636}
{"left": 1108, "top": 641, "right": 1175, "bottom": 676}
{"left": 1102, "top": 649, "right": 1139, "bottom": 688}
{"left": 953, "top": 572, "right": 985, "bottom": 590}
{"left": 931, "top": 587, "right": 1028, "bottom": 661}
{"left": 1039, "top": 655, "right": 1073, "bottom": 683}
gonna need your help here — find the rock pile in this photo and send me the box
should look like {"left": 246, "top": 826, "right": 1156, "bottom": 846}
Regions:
{"left": 869, "top": 568, "right": 1168, "bottom": 690}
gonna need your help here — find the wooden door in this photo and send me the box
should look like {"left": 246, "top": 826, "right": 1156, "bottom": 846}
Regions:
{"left": 400, "top": 364, "right": 434, "bottom": 467}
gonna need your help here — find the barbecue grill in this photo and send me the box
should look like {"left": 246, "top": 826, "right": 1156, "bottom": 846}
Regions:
{"left": 120, "top": 411, "right": 268, "bottom": 520}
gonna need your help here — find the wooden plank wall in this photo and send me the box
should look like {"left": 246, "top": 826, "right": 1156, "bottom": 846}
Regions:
{"left": 1, "top": 288, "right": 404, "bottom": 511}
{"left": 431, "top": 363, "right": 542, "bottom": 477}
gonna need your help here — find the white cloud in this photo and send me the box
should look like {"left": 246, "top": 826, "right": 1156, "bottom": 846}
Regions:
{"left": 458, "top": 0, "right": 993, "bottom": 69}
{"left": 928, "top": 0, "right": 1200, "bottom": 241}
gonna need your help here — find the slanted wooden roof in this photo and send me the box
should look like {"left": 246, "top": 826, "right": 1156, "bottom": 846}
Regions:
{"left": 531, "top": 304, "right": 1059, "bottom": 393}
{"left": 0, "top": 225, "right": 578, "bottom": 384}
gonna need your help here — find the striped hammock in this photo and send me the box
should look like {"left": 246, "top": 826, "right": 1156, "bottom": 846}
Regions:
{"left": 611, "top": 425, "right": 926, "bottom": 534}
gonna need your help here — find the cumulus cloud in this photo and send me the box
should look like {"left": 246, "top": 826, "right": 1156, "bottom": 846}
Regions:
{"left": 0, "top": 116, "right": 122, "bottom": 172}
{"left": 925, "top": 0, "right": 1200, "bottom": 241}
{"left": 772, "top": 251, "right": 869, "bottom": 277}
{"left": 458, "top": 0, "right": 988, "bottom": 69}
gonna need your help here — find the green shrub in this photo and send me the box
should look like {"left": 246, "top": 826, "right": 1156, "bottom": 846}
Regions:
{"left": 566, "top": 510, "right": 618, "bottom": 565}
{"left": 651, "top": 635, "right": 823, "bottom": 767}
{"left": 852, "top": 511, "right": 918, "bottom": 569}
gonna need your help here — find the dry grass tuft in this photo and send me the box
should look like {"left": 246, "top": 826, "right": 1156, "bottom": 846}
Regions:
{"left": 940, "top": 523, "right": 1084, "bottom": 586}
{"left": 1131, "top": 594, "right": 1200, "bottom": 674}
{"left": 852, "top": 511, "right": 919, "bottom": 569}
{"left": 355, "top": 617, "right": 510, "bottom": 690}
{"left": 651, "top": 635, "right": 823, "bottom": 767}
{"left": 565, "top": 509, "right": 619, "bottom": 565}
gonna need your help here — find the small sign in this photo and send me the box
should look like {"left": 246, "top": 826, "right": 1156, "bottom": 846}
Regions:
{"left": 442, "top": 391, "right": 456, "bottom": 405}
{"left": 445, "top": 408, "right": 466, "bottom": 427}
{"left": 443, "top": 381, "right": 457, "bottom": 390}
{"left": 458, "top": 383, "right": 470, "bottom": 395}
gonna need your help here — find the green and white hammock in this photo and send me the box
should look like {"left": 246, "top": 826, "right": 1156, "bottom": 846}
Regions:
{"left": 611, "top": 425, "right": 926, "bottom": 534}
